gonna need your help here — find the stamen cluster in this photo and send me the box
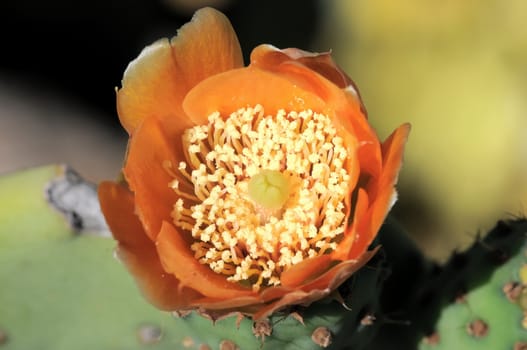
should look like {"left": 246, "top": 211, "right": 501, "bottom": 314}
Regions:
{"left": 170, "top": 105, "right": 351, "bottom": 290}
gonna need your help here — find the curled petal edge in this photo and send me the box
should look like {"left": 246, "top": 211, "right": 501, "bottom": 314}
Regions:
{"left": 98, "top": 181, "right": 201, "bottom": 309}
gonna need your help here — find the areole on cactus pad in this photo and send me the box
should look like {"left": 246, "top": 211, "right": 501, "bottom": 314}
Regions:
{"left": 98, "top": 7, "right": 410, "bottom": 320}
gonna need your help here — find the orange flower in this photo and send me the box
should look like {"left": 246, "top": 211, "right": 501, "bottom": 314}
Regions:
{"left": 98, "top": 7, "right": 409, "bottom": 320}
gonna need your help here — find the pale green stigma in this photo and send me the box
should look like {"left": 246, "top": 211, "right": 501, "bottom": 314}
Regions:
{"left": 248, "top": 169, "right": 290, "bottom": 209}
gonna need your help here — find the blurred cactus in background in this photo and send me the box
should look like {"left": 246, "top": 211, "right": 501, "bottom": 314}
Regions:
{"left": 320, "top": 0, "right": 527, "bottom": 259}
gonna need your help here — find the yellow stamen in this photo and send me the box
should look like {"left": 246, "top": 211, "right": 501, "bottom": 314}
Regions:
{"left": 169, "top": 105, "right": 351, "bottom": 290}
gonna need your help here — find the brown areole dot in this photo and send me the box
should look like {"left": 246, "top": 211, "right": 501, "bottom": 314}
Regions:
{"left": 219, "top": 339, "right": 239, "bottom": 350}
{"left": 172, "top": 310, "right": 192, "bottom": 318}
{"left": 514, "top": 341, "right": 527, "bottom": 350}
{"left": 0, "top": 328, "right": 7, "bottom": 345}
{"left": 466, "top": 319, "right": 489, "bottom": 338}
{"left": 198, "top": 344, "right": 212, "bottom": 350}
{"left": 360, "top": 314, "right": 376, "bottom": 326}
{"left": 182, "top": 336, "right": 195, "bottom": 348}
{"left": 311, "top": 326, "right": 333, "bottom": 348}
{"left": 455, "top": 293, "right": 467, "bottom": 304}
{"left": 422, "top": 331, "right": 440, "bottom": 346}
{"left": 136, "top": 324, "right": 162, "bottom": 345}
{"left": 252, "top": 319, "right": 272, "bottom": 341}
{"left": 503, "top": 281, "right": 523, "bottom": 302}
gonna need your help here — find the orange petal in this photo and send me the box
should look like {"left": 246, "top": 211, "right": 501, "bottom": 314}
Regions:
{"left": 171, "top": 7, "right": 244, "bottom": 103}
{"left": 98, "top": 181, "right": 147, "bottom": 246}
{"left": 182, "top": 67, "right": 326, "bottom": 120}
{"left": 190, "top": 295, "right": 263, "bottom": 311}
{"left": 301, "top": 247, "right": 380, "bottom": 292}
{"left": 117, "top": 7, "right": 243, "bottom": 135}
{"left": 123, "top": 116, "right": 179, "bottom": 241}
{"left": 259, "top": 285, "right": 295, "bottom": 302}
{"left": 252, "top": 44, "right": 369, "bottom": 122}
{"left": 253, "top": 248, "right": 380, "bottom": 319}
{"left": 348, "top": 123, "right": 410, "bottom": 258}
{"left": 280, "top": 254, "right": 333, "bottom": 288}
{"left": 117, "top": 38, "right": 191, "bottom": 135}
{"left": 251, "top": 45, "right": 353, "bottom": 90}
{"left": 370, "top": 123, "right": 411, "bottom": 236}
{"left": 156, "top": 221, "right": 256, "bottom": 299}
{"left": 253, "top": 289, "right": 330, "bottom": 320}
{"left": 331, "top": 187, "right": 369, "bottom": 261}
{"left": 343, "top": 144, "right": 362, "bottom": 218}
{"left": 98, "top": 181, "right": 200, "bottom": 309}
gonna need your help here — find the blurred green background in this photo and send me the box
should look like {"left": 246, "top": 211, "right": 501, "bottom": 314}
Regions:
{"left": 1, "top": 0, "right": 526, "bottom": 269}
{"left": 319, "top": 0, "right": 527, "bottom": 259}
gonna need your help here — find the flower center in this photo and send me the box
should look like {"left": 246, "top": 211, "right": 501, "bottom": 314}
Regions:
{"left": 248, "top": 169, "right": 290, "bottom": 210}
{"left": 169, "top": 105, "right": 351, "bottom": 290}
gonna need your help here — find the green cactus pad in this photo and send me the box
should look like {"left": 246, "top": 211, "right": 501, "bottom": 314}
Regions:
{"left": 0, "top": 165, "right": 180, "bottom": 350}
{"left": 0, "top": 165, "right": 72, "bottom": 249}
{"left": 418, "top": 219, "right": 527, "bottom": 349}
{"left": 368, "top": 219, "right": 527, "bottom": 350}
{"left": 0, "top": 165, "right": 387, "bottom": 350}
